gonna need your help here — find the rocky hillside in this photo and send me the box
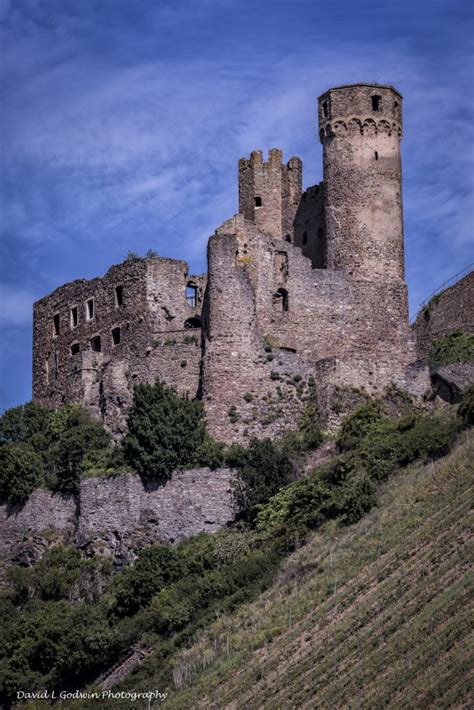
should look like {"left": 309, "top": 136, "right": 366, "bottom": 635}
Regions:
{"left": 140, "top": 435, "right": 473, "bottom": 708}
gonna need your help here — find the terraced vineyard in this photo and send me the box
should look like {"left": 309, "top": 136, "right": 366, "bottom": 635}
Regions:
{"left": 162, "top": 436, "right": 473, "bottom": 709}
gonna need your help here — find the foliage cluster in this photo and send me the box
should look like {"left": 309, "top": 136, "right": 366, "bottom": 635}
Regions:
{"left": 0, "top": 528, "right": 292, "bottom": 703}
{"left": 428, "top": 328, "right": 474, "bottom": 369}
{"left": 123, "top": 381, "right": 206, "bottom": 481}
{"left": 256, "top": 399, "right": 467, "bottom": 534}
{"left": 0, "top": 389, "right": 471, "bottom": 702}
{"left": 0, "top": 403, "right": 120, "bottom": 503}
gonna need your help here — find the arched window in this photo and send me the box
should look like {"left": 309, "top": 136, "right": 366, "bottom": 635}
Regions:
{"left": 273, "top": 288, "right": 289, "bottom": 313}
{"left": 184, "top": 316, "right": 202, "bottom": 329}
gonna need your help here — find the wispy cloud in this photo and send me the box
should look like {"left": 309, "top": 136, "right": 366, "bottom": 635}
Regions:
{"left": 0, "top": 0, "right": 473, "bottom": 409}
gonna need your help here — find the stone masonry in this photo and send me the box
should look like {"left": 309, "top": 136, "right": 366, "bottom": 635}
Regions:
{"left": 0, "top": 468, "right": 236, "bottom": 571}
{"left": 33, "top": 83, "right": 442, "bottom": 442}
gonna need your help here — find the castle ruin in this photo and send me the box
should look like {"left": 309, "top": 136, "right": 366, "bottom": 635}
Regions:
{"left": 33, "top": 83, "right": 430, "bottom": 442}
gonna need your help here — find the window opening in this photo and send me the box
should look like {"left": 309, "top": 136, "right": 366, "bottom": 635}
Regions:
{"left": 285, "top": 234, "right": 291, "bottom": 243}
{"left": 303, "top": 232, "right": 308, "bottom": 245}
{"left": 112, "top": 327, "right": 121, "bottom": 345}
{"left": 70, "top": 343, "right": 80, "bottom": 355}
{"left": 53, "top": 313, "right": 60, "bottom": 337}
{"left": 273, "top": 288, "right": 289, "bottom": 313}
{"left": 254, "top": 196, "right": 262, "bottom": 207}
{"left": 318, "top": 227, "right": 324, "bottom": 238}
{"left": 70, "top": 307, "right": 78, "bottom": 328}
{"left": 115, "top": 285, "right": 124, "bottom": 307}
{"left": 186, "top": 284, "right": 197, "bottom": 307}
{"left": 374, "top": 151, "right": 379, "bottom": 160}
{"left": 371, "top": 95, "right": 382, "bottom": 112}
{"left": 86, "top": 298, "right": 94, "bottom": 321}
{"left": 184, "top": 316, "right": 202, "bottom": 329}
{"left": 90, "top": 336, "right": 101, "bottom": 352}
{"left": 54, "top": 351, "right": 59, "bottom": 379}
{"left": 322, "top": 100, "right": 328, "bottom": 118}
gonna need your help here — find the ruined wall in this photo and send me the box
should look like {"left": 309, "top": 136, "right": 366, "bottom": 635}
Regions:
{"left": 319, "top": 84, "right": 404, "bottom": 279}
{"left": 0, "top": 468, "right": 236, "bottom": 572}
{"left": 411, "top": 271, "right": 474, "bottom": 362}
{"left": 293, "top": 183, "right": 326, "bottom": 268}
{"left": 33, "top": 257, "right": 205, "bottom": 434}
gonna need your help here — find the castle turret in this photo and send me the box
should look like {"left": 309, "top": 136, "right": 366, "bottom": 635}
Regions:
{"left": 238, "top": 149, "right": 302, "bottom": 240}
{"left": 318, "top": 84, "right": 404, "bottom": 279}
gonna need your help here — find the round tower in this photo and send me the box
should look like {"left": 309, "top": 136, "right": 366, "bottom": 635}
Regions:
{"left": 318, "top": 84, "right": 404, "bottom": 279}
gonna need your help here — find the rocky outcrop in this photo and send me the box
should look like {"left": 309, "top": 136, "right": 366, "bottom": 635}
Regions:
{"left": 0, "top": 468, "right": 236, "bottom": 573}
{"left": 431, "top": 361, "right": 474, "bottom": 403}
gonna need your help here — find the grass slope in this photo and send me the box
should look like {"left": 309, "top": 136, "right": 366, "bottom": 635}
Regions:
{"left": 160, "top": 435, "right": 473, "bottom": 709}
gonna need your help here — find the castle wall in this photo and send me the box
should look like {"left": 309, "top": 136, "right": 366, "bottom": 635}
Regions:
{"left": 293, "top": 183, "right": 326, "bottom": 268}
{"left": 33, "top": 257, "right": 205, "bottom": 435}
{"left": 0, "top": 468, "right": 236, "bottom": 571}
{"left": 411, "top": 271, "right": 474, "bottom": 362}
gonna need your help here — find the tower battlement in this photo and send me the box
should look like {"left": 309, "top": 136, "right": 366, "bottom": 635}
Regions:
{"left": 238, "top": 149, "right": 302, "bottom": 240}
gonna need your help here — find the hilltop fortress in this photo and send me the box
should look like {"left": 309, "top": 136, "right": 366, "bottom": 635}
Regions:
{"left": 33, "top": 84, "right": 445, "bottom": 441}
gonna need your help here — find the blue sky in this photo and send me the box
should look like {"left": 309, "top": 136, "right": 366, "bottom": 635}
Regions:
{"left": 0, "top": 0, "right": 473, "bottom": 410}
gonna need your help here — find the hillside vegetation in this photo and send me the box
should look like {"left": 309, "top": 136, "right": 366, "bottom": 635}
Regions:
{"left": 1, "top": 385, "right": 472, "bottom": 708}
{"left": 159, "top": 434, "right": 474, "bottom": 709}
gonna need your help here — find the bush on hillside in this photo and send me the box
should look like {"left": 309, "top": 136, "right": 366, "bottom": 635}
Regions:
{"left": 428, "top": 329, "right": 474, "bottom": 369}
{"left": 123, "top": 381, "right": 206, "bottom": 481}
{"left": 0, "top": 443, "right": 44, "bottom": 504}
{"left": 232, "top": 439, "right": 294, "bottom": 523}
{"left": 458, "top": 384, "right": 474, "bottom": 427}
{"left": 336, "top": 400, "right": 384, "bottom": 451}
{"left": 0, "top": 402, "right": 115, "bottom": 501}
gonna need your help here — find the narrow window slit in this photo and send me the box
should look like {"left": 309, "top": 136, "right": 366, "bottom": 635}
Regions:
{"left": 115, "top": 285, "right": 124, "bottom": 307}
{"left": 86, "top": 298, "right": 94, "bottom": 321}
{"left": 112, "top": 327, "right": 121, "bottom": 345}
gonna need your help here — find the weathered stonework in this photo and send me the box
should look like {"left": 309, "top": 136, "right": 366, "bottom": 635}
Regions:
{"left": 33, "top": 257, "right": 205, "bottom": 436}
{"left": 33, "top": 83, "right": 456, "bottom": 443}
{"left": 411, "top": 271, "right": 474, "bottom": 362}
{"left": 0, "top": 468, "right": 236, "bottom": 572}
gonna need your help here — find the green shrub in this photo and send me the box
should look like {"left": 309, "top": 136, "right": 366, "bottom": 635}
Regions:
{"left": 233, "top": 439, "right": 294, "bottom": 523}
{"left": 49, "top": 407, "right": 111, "bottom": 492}
{"left": 195, "top": 435, "right": 226, "bottom": 469}
{"left": 0, "top": 443, "right": 44, "bottom": 504}
{"left": 123, "top": 381, "right": 206, "bottom": 481}
{"left": 429, "top": 329, "right": 474, "bottom": 369}
{"left": 337, "top": 401, "right": 384, "bottom": 451}
{"left": 458, "top": 384, "right": 474, "bottom": 427}
{"left": 113, "top": 544, "right": 183, "bottom": 617}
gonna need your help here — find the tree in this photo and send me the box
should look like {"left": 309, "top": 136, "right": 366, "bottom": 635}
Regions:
{"left": 0, "top": 443, "right": 44, "bottom": 504}
{"left": 123, "top": 381, "right": 206, "bottom": 481}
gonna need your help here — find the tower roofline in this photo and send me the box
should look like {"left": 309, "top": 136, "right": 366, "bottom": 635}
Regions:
{"left": 318, "top": 83, "right": 403, "bottom": 100}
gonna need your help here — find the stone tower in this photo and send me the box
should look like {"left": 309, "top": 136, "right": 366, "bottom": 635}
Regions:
{"left": 318, "top": 84, "right": 404, "bottom": 279}
{"left": 238, "top": 149, "right": 302, "bottom": 240}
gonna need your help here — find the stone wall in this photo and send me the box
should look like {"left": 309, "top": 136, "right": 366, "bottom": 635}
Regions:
{"left": 0, "top": 468, "right": 236, "bottom": 572}
{"left": 33, "top": 256, "right": 205, "bottom": 435}
{"left": 411, "top": 271, "right": 474, "bottom": 362}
